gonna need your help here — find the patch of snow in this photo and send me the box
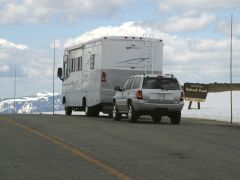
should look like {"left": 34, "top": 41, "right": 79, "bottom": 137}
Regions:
{"left": 36, "top": 92, "right": 60, "bottom": 97}
{"left": 48, "top": 91, "right": 240, "bottom": 123}
{"left": 182, "top": 91, "right": 240, "bottom": 123}
{"left": 18, "top": 102, "right": 33, "bottom": 114}
{"left": 0, "top": 92, "right": 63, "bottom": 114}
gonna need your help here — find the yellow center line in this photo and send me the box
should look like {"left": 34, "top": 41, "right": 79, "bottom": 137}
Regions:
{"left": 0, "top": 116, "right": 131, "bottom": 180}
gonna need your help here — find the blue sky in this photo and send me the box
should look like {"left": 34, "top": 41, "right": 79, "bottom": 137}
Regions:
{"left": 0, "top": 0, "right": 240, "bottom": 98}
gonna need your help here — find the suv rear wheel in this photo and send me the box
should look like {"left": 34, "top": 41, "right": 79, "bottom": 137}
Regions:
{"left": 170, "top": 112, "right": 181, "bottom": 124}
{"left": 128, "top": 102, "right": 138, "bottom": 123}
{"left": 112, "top": 102, "right": 121, "bottom": 121}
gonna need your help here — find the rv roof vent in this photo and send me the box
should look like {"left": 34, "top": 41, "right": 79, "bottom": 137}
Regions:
{"left": 124, "top": 36, "right": 128, "bottom": 39}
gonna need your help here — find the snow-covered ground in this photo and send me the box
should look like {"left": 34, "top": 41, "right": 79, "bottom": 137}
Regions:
{"left": 0, "top": 92, "right": 62, "bottom": 114}
{"left": 182, "top": 91, "right": 240, "bottom": 123}
{"left": 48, "top": 91, "right": 240, "bottom": 123}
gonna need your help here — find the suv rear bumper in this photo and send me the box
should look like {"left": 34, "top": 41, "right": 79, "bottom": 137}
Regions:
{"left": 133, "top": 100, "right": 184, "bottom": 112}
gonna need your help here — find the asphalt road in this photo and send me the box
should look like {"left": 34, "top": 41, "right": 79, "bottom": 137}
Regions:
{"left": 0, "top": 114, "right": 239, "bottom": 180}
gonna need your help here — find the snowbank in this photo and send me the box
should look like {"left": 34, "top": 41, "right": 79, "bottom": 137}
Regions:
{"left": 182, "top": 91, "right": 240, "bottom": 123}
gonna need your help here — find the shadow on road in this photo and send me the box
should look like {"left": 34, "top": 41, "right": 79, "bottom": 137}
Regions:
{"left": 72, "top": 114, "right": 174, "bottom": 125}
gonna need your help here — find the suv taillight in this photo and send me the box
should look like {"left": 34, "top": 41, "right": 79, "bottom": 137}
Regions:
{"left": 101, "top": 72, "right": 106, "bottom": 82}
{"left": 136, "top": 90, "right": 143, "bottom": 100}
{"left": 180, "top": 91, "right": 184, "bottom": 101}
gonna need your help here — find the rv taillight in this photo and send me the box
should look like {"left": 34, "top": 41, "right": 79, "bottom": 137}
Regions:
{"left": 101, "top": 72, "right": 107, "bottom": 82}
{"left": 136, "top": 90, "right": 143, "bottom": 100}
{"left": 180, "top": 91, "right": 185, "bottom": 101}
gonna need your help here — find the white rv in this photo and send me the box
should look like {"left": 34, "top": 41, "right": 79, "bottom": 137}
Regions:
{"left": 57, "top": 36, "right": 163, "bottom": 116}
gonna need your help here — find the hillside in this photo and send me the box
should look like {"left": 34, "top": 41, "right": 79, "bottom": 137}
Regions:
{"left": 0, "top": 92, "right": 63, "bottom": 114}
{"left": 182, "top": 83, "right": 240, "bottom": 92}
{"left": 208, "top": 83, "right": 240, "bottom": 92}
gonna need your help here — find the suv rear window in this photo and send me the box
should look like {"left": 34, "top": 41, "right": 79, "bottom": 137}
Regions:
{"left": 142, "top": 77, "right": 180, "bottom": 90}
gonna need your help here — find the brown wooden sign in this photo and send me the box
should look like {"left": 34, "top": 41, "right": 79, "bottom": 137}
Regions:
{"left": 184, "top": 83, "right": 209, "bottom": 102}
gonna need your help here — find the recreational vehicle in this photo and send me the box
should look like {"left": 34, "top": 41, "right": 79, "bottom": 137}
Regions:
{"left": 57, "top": 36, "right": 163, "bottom": 116}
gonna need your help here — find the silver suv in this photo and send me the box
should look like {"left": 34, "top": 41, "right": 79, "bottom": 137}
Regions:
{"left": 112, "top": 74, "right": 184, "bottom": 124}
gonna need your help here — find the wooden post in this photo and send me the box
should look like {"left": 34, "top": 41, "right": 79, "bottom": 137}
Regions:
{"left": 198, "top": 102, "right": 200, "bottom": 109}
{"left": 188, "top": 101, "right": 192, "bottom": 109}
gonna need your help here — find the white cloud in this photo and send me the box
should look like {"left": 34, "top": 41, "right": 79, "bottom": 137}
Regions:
{"left": 0, "top": 38, "right": 28, "bottom": 50}
{"left": 158, "top": 3, "right": 171, "bottom": 12}
{"left": 0, "top": 64, "right": 9, "bottom": 72}
{"left": 188, "top": 39, "right": 229, "bottom": 52}
{"left": 217, "top": 19, "right": 240, "bottom": 36}
{"left": 162, "top": 13, "right": 216, "bottom": 33}
{"left": 0, "top": 38, "right": 63, "bottom": 97}
{"left": 0, "top": 52, "right": 9, "bottom": 60}
{"left": 50, "top": 40, "right": 62, "bottom": 49}
{"left": 0, "top": 38, "right": 57, "bottom": 79}
{"left": 0, "top": 0, "right": 133, "bottom": 25}
{"left": 64, "top": 21, "right": 168, "bottom": 47}
{"left": 157, "top": 0, "right": 240, "bottom": 12}
{"left": 137, "top": 11, "right": 215, "bottom": 33}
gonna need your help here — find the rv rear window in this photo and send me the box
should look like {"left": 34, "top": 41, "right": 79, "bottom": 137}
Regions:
{"left": 90, "top": 54, "right": 95, "bottom": 70}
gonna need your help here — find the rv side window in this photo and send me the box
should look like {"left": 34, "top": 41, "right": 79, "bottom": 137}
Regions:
{"left": 75, "top": 58, "right": 78, "bottom": 71}
{"left": 69, "top": 58, "right": 72, "bottom": 72}
{"left": 63, "top": 62, "right": 68, "bottom": 78}
{"left": 77, "top": 57, "right": 82, "bottom": 71}
{"left": 132, "top": 77, "right": 141, "bottom": 89}
{"left": 71, "top": 58, "right": 75, "bottom": 72}
{"left": 121, "top": 78, "right": 130, "bottom": 91}
{"left": 126, "top": 77, "right": 134, "bottom": 90}
{"left": 90, "top": 54, "right": 95, "bottom": 70}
